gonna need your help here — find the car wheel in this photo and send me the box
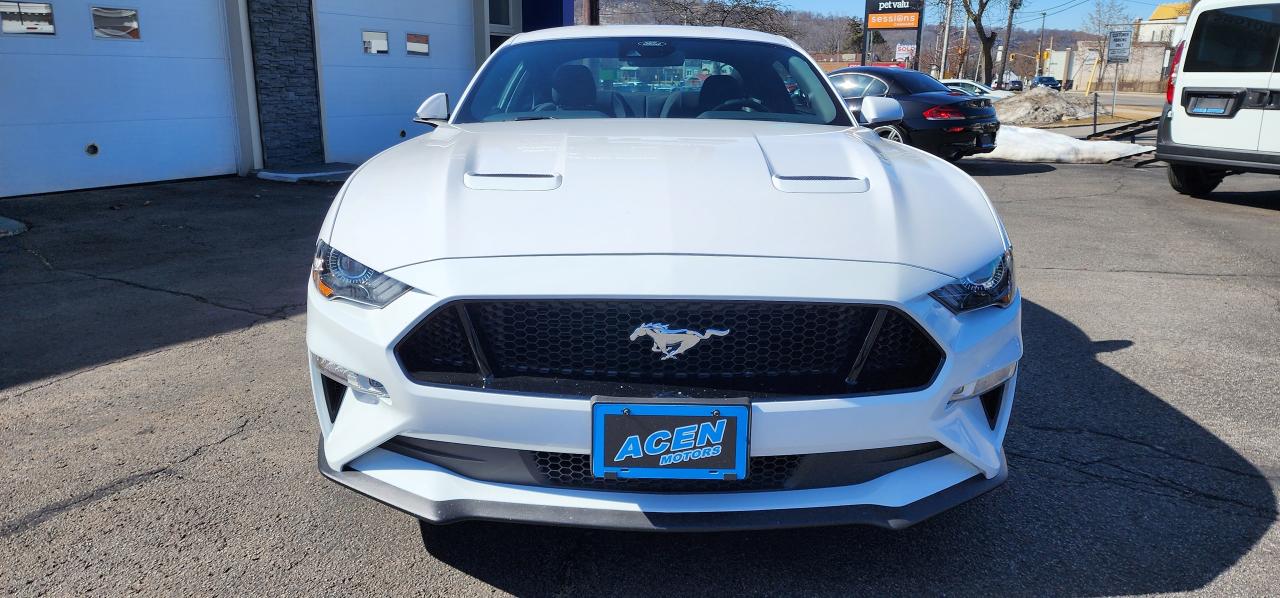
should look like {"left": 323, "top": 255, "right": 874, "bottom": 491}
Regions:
{"left": 873, "top": 124, "right": 908, "bottom": 144}
{"left": 1167, "top": 164, "right": 1225, "bottom": 197}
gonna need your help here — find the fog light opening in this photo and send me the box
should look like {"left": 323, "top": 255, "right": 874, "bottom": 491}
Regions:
{"left": 949, "top": 362, "right": 1017, "bottom": 403}
{"left": 313, "top": 354, "right": 390, "bottom": 401}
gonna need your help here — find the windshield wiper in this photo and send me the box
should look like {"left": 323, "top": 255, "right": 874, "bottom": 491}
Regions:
{"left": 513, "top": 115, "right": 558, "bottom": 121}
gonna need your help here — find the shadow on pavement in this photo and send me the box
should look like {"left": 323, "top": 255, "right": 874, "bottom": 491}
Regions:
{"left": 957, "top": 160, "right": 1057, "bottom": 177}
{"left": 418, "top": 301, "right": 1276, "bottom": 596}
{"left": 1194, "top": 187, "right": 1280, "bottom": 211}
{"left": 0, "top": 178, "right": 333, "bottom": 389}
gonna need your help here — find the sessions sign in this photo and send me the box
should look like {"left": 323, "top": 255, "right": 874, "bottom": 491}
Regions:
{"left": 867, "top": 0, "right": 923, "bottom": 29}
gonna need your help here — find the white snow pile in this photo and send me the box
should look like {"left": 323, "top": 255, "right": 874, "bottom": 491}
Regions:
{"left": 984, "top": 125, "right": 1153, "bottom": 163}
{"left": 994, "top": 87, "right": 1094, "bottom": 125}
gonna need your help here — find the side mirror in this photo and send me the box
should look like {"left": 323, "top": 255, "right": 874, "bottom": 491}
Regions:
{"left": 859, "top": 96, "right": 904, "bottom": 126}
{"left": 414, "top": 92, "right": 449, "bottom": 124}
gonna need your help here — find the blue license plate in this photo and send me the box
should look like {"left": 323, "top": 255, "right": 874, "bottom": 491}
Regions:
{"left": 591, "top": 399, "right": 749, "bottom": 480}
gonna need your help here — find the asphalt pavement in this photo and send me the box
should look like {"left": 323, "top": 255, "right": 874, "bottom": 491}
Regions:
{"left": 1, "top": 163, "right": 1278, "bottom": 596}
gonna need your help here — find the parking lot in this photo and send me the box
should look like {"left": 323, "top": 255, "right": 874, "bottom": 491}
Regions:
{"left": 1, "top": 162, "right": 1278, "bottom": 595}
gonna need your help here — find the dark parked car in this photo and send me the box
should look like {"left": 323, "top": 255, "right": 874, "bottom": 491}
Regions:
{"left": 1030, "top": 76, "right": 1061, "bottom": 91}
{"left": 1006, "top": 79, "right": 1024, "bottom": 92}
{"left": 828, "top": 66, "right": 999, "bottom": 161}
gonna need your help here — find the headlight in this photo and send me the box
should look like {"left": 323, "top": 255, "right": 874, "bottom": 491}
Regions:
{"left": 312, "top": 240, "right": 409, "bottom": 307}
{"left": 930, "top": 249, "right": 1015, "bottom": 314}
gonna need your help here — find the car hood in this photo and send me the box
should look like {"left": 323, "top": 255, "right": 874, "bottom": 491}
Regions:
{"left": 327, "top": 119, "right": 1006, "bottom": 279}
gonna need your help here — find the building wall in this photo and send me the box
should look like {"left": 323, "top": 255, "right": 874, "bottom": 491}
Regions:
{"left": 1137, "top": 19, "right": 1186, "bottom": 44}
{"left": 0, "top": 1, "right": 242, "bottom": 197}
{"left": 1068, "top": 41, "right": 1172, "bottom": 93}
{"left": 246, "top": 0, "right": 325, "bottom": 167}
{"left": 312, "top": 0, "right": 478, "bottom": 164}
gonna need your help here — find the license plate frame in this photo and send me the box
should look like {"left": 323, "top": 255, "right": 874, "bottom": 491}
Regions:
{"left": 590, "top": 397, "right": 749, "bottom": 481}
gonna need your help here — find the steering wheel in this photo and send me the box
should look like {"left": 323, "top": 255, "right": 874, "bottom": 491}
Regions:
{"left": 709, "top": 97, "right": 771, "bottom": 113}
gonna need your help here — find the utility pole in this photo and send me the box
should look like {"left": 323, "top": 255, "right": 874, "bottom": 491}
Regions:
{"left": 940, "top": 0, "right": 955, "bottom": 77}
{"left": 958, "top": 13, "right": 969, "bottom": 78}
{"left": 912, "top": 2, "right": 927, "bottom": 70}
{"left": 998, "top": 0, "right": 1021, "bottom": 87}
{"left": 1036, "top": 12, "right": 1046, "bottom": 75}
{"left": 862, "top": 0, "right": 871, "bottom": 65}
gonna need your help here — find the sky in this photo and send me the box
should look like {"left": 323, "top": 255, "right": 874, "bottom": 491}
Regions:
{"left": 784, "top": 0, "right": 1165, "bottom": 32}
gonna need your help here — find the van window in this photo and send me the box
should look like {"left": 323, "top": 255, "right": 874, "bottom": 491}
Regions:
{"left": 1183, "top": 4, "right": 1280, "bottom": 73}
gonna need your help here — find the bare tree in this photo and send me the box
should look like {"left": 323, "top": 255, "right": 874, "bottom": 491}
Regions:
{"left": 1083, "top": 0, "right": 1130, "bottom": 84}
{"left": 1084, "top": 0, "right": 1130, "bottom": 40}
{"left": 956, "top": 0, "right": 1005, "bottom": 84}
{"left": 647, "top": 0, "right": 796, "bottom": 36}
{"left": 791, "top": 11, "right": 852, "bottom": 54}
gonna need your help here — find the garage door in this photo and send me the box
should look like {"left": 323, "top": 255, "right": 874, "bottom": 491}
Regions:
{"left": 313, "top": 0, "right": 477, "bottom": 164}
{"left": 0, "top": 1, "right": 238, "bottom": 198}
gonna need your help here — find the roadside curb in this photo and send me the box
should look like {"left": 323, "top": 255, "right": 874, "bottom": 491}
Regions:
{"left": 255, "top": 162, "right": 357, "bottom": 184}
{"left": 0, "top": 216, "right": 27, "bottom": 237}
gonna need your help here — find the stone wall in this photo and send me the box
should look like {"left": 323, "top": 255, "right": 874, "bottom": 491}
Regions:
{"left": 246, "top": 0, "right": 325, "bottom": 167}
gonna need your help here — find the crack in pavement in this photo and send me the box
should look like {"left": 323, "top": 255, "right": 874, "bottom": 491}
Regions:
{"left": 71, "top": 272, "right": 280, "bottom": 319}
{"left": 1010, "top": 424, "right": 1279, "bottom": 520}
{"left": 0, "top": 417, "right": 255, "bottom": 538}
{"left": 19, "top": 244, "right": 301, "bottom": 321}
{"left": 1024, "top": 265, "right": 1280, "bottom": 280}
{"left": 1008, "top": 449, "right": 1277, "bottom": 521}
{"left": 1023, "top": 424, "right": 1273, "bottom": 481}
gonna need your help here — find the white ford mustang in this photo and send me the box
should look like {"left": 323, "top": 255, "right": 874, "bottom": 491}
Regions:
{"left": 308, "top": 25, "right": 1021, "bottom": 533}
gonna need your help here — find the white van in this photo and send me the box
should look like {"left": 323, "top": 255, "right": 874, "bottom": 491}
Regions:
{"left": 1156, "top": 0, "right": 1280, "bottom": 195}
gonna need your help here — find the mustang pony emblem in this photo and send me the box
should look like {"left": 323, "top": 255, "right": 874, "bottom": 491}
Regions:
{"left": 629, "top": 323, "right": 730, "bottom": 360}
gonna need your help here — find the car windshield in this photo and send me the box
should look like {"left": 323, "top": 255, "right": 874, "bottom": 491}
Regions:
{"left": 454, "top": 37, "right": 851, "bottom": 126}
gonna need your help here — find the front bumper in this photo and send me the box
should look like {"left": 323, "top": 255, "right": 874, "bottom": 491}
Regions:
{"left": 319, "top": 440, "right": 1008, "bottom": 531}
{"left": 308, "top": 254, "right": 1022, "bottom": 530}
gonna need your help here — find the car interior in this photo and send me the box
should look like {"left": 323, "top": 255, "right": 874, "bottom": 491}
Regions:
{"left": 455, "top": 38, "right": 848, "bottom": 125}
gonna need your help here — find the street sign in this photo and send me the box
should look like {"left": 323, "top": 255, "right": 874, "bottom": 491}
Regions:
{"left": 1106, "top": 29, "right": 1132, "bottom": 63}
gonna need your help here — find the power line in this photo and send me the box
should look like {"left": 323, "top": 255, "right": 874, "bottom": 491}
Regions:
{"left": 1013, "top": 0, "right": 1091, "bottom": 25}
{"left": 1018, "top": 0, "right": 1090, "bottom": 14}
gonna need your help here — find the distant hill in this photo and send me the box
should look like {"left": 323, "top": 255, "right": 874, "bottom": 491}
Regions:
{"left": 597, "top": 0, "right": 1095, "bottom": 73}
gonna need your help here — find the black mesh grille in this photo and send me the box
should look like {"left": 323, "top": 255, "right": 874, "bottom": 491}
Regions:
{"left": 396, "top": 306, "right": 477, "bottom": 374}
{"left": 858, "top": 311, "right": 948, "bottom": 392}
{"left": 533, "top": 451, "right": 801, "bottom": 492}
{"left": 395, "top": 300, "right": 943, "bottom": 398}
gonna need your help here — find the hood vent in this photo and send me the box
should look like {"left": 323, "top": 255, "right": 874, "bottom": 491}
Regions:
{"left": 463, "top": 172, "right": 562, "bottom": 191}
{"left": 771, "top": 174, "right": 870, "bottom": 194}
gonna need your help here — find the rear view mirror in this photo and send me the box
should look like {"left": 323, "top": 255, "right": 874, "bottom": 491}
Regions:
{"left": 415, "top": 93, "right": 449, "bottom": 124}
{"left": 859, "top": 97, "right": 904, "bottom": 126}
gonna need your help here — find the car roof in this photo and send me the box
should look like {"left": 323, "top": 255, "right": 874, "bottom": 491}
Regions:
{"left": 1190, "top": 0, "right": 1276, "bottom": 15}
{"left": 828, "top": 66, "right": 919, "bottom": 77}
{"left": 507, "top": 25, "right": 801, "bottom": 52}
